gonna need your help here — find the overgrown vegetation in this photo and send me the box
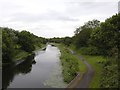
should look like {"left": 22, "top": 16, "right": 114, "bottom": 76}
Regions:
{"left": 2, "top": 27, "right": 46, "bottom": 64}
{"left": 72, "top": 14, "right": 119, "bottom": 88}
{"left": 100, "top": 58, "right": 118, "bottom": 88}
{"left": 49, "top": 14, "right": 119, "bottom": 88}
{"left": 58, "top": 44, "right": 79, "bottom": 83}
{"left": 83, "top": 55, "right": 107, "bottom": 88}
{"left": 57, "top": 44, "right": 86, "bottom": 83}
{"left": 2, "top": 13, "right": 119, "bottom": 88}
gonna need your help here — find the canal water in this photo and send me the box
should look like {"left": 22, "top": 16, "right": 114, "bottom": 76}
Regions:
{"left": 2, "top": 45, "right": 67, "bottom": 88}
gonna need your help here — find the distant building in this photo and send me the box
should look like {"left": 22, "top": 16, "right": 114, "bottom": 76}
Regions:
{"left": 118, "top": 1, "right": 120, "bottom": 13}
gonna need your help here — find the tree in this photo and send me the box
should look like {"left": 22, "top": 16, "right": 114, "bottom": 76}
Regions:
{"left": 63, "top": 37, "right": 72, "bottom": 46}
{"left": 90, "top": 14, "right": 119, "bottom": 56}
{"left": 18, "top": 31, "right": 35, "bottom": 53}
{"left": 2, "top": 28, "right": 17, "bottom": 63}
{"left": 2, "top": 27, "right": 47, "bottom": 63}
{"left": 73, "top": 20, "right": 100, "bottom": 48}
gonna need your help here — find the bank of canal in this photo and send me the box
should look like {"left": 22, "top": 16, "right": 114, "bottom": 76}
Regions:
{"left": 2, "top": 45, "right": 67, "bottom": 89}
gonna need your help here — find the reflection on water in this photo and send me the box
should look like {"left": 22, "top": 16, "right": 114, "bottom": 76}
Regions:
{"left": 2, "top": 45, "right": 67, "bottom": 89}
{"left": 2, "top": 53, "right": 35, "bottom": 89}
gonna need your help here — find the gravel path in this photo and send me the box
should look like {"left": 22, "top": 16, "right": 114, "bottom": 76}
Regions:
{"left": 77, "top": 56, "right": 94, "bottom": 88}
{"left": 69, "top": 49, "right": 95, "bottom": 88}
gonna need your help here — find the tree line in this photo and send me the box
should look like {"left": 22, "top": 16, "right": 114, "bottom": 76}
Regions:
{"left": 1, "top": 13, "right": 119, "bottom": 88}
{"left": 50, "top": 14, "right": 119, "bottom": 58}
{"left": 72, "top": 14, "right": 119, "bottom": 88}
{"left": 49, "top": 13, "right": 119, "bottom": 88}
{"left": 1, "top": 27, "right": 47, "bottom": 63}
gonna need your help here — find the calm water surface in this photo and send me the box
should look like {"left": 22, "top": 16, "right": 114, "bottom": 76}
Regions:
{"left": 3, "top": 45, "right": 67, "bottom": 88}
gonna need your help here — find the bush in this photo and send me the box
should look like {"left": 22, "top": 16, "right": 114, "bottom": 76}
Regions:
{"left": 80, "top": 46, "right": 99, "bottom": 55}
{"left": 18, "top": 31, "right": 35, "bottom": 53}
{"left": 100, "top": 59, "right": 119, "bottom": 88}
{"left": 59, "top": 45, "right": 79, "bottom": 83}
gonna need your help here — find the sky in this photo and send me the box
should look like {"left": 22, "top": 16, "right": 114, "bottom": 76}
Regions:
{"left": 0, "top": 0, "right": 119, "bottom": 38}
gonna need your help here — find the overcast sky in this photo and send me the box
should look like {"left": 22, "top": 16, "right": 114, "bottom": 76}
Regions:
{"left": 0, "top": 0, "right": 119, "bottom": 38}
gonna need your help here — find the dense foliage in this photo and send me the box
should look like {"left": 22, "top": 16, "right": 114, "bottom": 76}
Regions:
{"left": 18, "top": 31, "right": 35, "bottom": 52}
{"left": 2, "top": 13, "right": 119, "bottom": 88}
{"left": 49, "top": 37, "right": 72, "bottom": 46}
{"left": 2, "top": 27, "right": 46, "bottom": 63}
{"left": 58, "top": 45, "right": 79, "bottom": 83}
{"left": 49, "top": 14, "right": 119, "bottom": 88}
{"left": 2, "top": 28, "right": 17, "bottom": 63}
{"left": 72, "top": 14, "right": 119, "bottom": 88}
{"left": 72, "top": 14, "right": 119, "bottom": 57}
{"left": 73, "top": 20, "right": 100, "bottom": 48}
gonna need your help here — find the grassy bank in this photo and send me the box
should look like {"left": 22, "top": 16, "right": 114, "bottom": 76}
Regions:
{"left": 83, "top": 55, "right": 106, "bottom": 88}
{"left": 15, "top": 44, "right": 46, "bottom": 59}
{"left": 2, "top": 49, "right": 30, "bottom": 66}
{"left": 34, "top": 44, "right": 46, "bottom": 51}
{"left": 12, "top": 44, "right": 46, "bottom": 63}
{"left": 13, "top": 49, "right": 30, "bottom": 61}
{"left": 2, "top": 44, "right": 46, "bottom": 66}
{"left": 71, "top": 45, "right": 118, "bottom": 88}
{"left": 57, "top": 44, "right": 86, "bottom": 83}
{"left": 84, "top": 55, "right": 118, "bottom": 88}
{"left": 69, "top": 45, "right": 107, "bottom": 88}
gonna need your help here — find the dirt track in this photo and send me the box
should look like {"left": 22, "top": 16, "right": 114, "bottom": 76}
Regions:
{"left": 69, "top": 49, "right": 95, "bottom": 88}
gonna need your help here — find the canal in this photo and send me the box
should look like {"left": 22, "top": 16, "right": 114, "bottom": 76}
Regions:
{"left": 2, "top": 45, "right": 67, "bottom": 88}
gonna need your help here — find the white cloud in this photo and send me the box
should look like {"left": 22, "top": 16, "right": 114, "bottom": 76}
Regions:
{"left": 0, "top": 0, "right": 119, "bottom": 38}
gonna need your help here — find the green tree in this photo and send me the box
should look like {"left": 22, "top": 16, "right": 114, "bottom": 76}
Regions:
{"left": 74, "top": 20, "right": 100, "bottom": 48}
{"left": 2, "top": 28, "right": 17, "bottom": 63}
{"left": 18, "top": 31, "right": 35, "bottom": 53}
{"left": 89, "top": 14, "right": 119, "bottom": 88}
{"left": 90, "top": 14, "right": 119, "bottom": 56}
{"left": 63, "top": 37, "right": 72, "bottom": 46}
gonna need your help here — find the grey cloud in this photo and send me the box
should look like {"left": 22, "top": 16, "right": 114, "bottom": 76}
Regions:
{"left": 7, "top": 11, "right": 79, "bottom": 23}
{"left": 65, "top": 1, "right": 117, "bottom": 17}
{"left": 0, "top": 0, "right": 118, "bottom": 38}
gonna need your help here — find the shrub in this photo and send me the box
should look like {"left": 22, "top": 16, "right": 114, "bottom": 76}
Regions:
{"left": 60, "top": 46, "right": 79, "bottom": 83}
{"left": 80, "top": 46, "right": 99, "bottom": 55}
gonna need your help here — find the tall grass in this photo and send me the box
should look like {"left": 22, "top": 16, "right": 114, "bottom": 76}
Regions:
{"left": 83, "top": 55, "right": 106, "bottom": 88}
{"left": 58, "top": 45, "right": 79, "bottom": 83}
{"left": 58, "top": 44, "right": 87, "bottom": 83}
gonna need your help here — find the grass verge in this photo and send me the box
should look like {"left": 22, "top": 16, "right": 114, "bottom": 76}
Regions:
{"left": 13, "top": 49, "right": 30, "bottom": 61}
{"left": 83, "top": 55, "right": 107, "bottom": 88}
{"left": 14, "top": 44, "right": 46, "bottom": 62}
{"left": 34, "top": 44, "right": 46, "bottom": 51}
{"left": 69, "top": 45, "right": 107, "bottom": 88}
